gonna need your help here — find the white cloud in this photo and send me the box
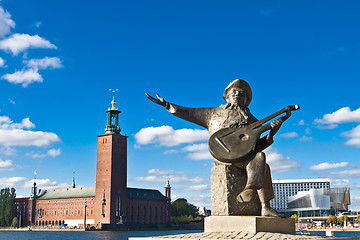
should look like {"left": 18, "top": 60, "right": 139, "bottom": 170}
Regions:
{"left": 0, "top": 146, "right": 16, "bottom": 156}
{"left": 186, "top": 194, "right": 210, "bottom": 208}
{"left": 331, "top": 168, "right": 360, "bottom": 177}
{"left": 314, "top": 107, "right": 360, "bottom": 128}
{"left": 299, "top": 136, "right": 313, "bottom": 142}
{"left": 310, "top": 162, "right": 349, "bottom": 171}
{"left": 147, "top": 169, "right": 175, "bottom": 175}
{"left": 134, "top": 126, "right": 209, "bottom": 147}
{"left": 47, "top": 148, "right": 61, "bottom": 157}
{"left": 8, "top": 98, "right": 15, "bottom": 104}
{"left": 0, "top": 116, "right": 35, "bottom": 130}
{"left": 33, "top": 21, "right": 42, "bottom": 28}
{"left": 2, "top": 68, "right": 43, "bottom": 87}
{"left": 331, "top": 179, "right": 350, "bottom": 186}
{"left": 298, "top": 120, "right": 305, "bottom": 126}
{"left": 182, "top": 143, "right": 212, "bottom": 160}
{"left": 182, "top": 143, "right": 208, "bottom": 152}
{"left": 134, "top": 171, "right": 207, "bottom": 184}
{"left": 0, "top": 57, "right": 5, "bottom": 67}
{"left": 183, "top": 184, "right": 210, "bottom": 192}
{"left": 24, "top": 57, "right": 63, "bottom": 70}
{"left": 163, "top": 149, "right": 178, "bottom": 154}
{"left": 0, "top": 129, "right": 60, "bottom": 147}
{"left": 264, "top": 147, "right": 299, "bottom": 173}
{"left": 0, "top": 33, "right": 57, "bottom": 55}
{"left": 185, "top": 151, "right": 212, "bottom": 161}
{"left": 27, "top": 148, "right": 61, "bottom": 158}
{"left": 0, "top": 176, "right": 26, "bottom": 187}
{"left": 22, "top": 178, "right": 69, "bottom": 189}
{"left": 0, "top": 6, "right": 15, "bottom": 38}
{"left": 133, "top": 175, "right": 166, "bottom": 182}
{"left": 2, "top": 57, "right": 63, "bottom": 87}
{"left": 0, "top": 116, "right": 60, "bottom": 147}
{"left": 342, "top": 125, "right": 360, "bottom": 148}
{"left": 0, "top": 159, "right": 14, "bottom": 171}
{"left": 169, "top": 175, "right": 207, "bottom": 183}
{"left": 280, "top": 132, "right": 299, "bottom": 138}
{"left": 0, "top": 159, "right": 13, "bottom": 167}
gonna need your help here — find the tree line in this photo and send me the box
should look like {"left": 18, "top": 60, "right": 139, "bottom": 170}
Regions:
{"left": 0, "top": 188, "right": 17, "bottom": 227}
{"left": 170, "top": 198, "right": 202, "bottom": 224}
{"left": 291, "top": 214, "right": 353, "bottom": 227}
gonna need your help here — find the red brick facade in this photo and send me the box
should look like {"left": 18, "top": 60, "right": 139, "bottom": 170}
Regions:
{"left": 94, "top": 133, "right": 128, "bottom": 225}
{"left": 33, "top": 195, "right": 96, "bottom": 227}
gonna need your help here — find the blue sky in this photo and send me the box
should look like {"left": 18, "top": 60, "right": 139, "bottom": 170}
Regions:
{"left": 0, "top": 0, "right": 360, "bottom": 209}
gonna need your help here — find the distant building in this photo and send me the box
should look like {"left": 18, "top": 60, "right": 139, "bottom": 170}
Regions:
{"left": 271, "top": 178, "right": 330, "bottom": 211}
{"left": 198, "top": 207, "right": 211, "bottom": 217}
{"left": 16, "top": 97, "right": 171, "bottom": 229}
{"left": 270, "top": 179, "right": 350, "bottom": 217}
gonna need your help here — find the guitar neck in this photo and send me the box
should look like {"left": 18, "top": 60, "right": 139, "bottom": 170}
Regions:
{"left": 247, "top": 106, "right": 292, "bottom": 129}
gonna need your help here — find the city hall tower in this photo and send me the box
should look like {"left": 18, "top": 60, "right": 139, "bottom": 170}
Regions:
{"left": 95, "top": 96, "right": 127, "bottom": 224}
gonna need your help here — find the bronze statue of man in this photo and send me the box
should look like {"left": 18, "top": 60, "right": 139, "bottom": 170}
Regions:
{"left": 146, "top": 79, "right": 285, "bottom": 217}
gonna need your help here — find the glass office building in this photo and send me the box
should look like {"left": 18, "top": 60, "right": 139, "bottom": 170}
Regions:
{"left": 271, "top": 178, "right": 331, "bottom": 211}
{"left": 270, "top": 179, "right": 350, "bottom": 217}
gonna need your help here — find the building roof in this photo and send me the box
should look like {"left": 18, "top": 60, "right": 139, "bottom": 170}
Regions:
{"left": 272, "top": 178, "right": 330, "bottom": 184}
{"left": 127, "top": 187, "right": 167, "bottom": 200}
{"left": 37, "top": 187, "right": 96, "bottom": 200}
{"left": 22, "top": 187, "right": 166, "bottom": 200}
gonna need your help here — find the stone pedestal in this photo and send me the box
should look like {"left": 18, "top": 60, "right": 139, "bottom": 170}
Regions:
{"left": 211, "top": 165, "right": 261, "bottom": 216}
{"left": 205, "top": 216, "right": 295, "bottom": 234}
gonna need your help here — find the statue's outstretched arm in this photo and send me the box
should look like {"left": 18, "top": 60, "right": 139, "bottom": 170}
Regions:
{"left": 146, "top": 93, "right": 170, "bottom": 110}
{"left": 146, "top": 93, "right": 212, "bottom": 129}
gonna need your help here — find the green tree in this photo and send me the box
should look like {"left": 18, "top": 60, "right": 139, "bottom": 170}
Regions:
{"left": 291, "top": 214, "right": 299, "bottom": 223}
{"left": 337, "top": 215, "right": 349, "bottom": 226}
{"left": 0, "top": 188, "right": 17, "bottom": 226}
{"left": 170, "top": 198, "right": 198, "bottom": 224}
{"left": 326, "top": 215, "right": 337, "bottom": 225}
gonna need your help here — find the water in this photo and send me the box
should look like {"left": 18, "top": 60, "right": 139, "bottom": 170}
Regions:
{"left": 1, "top": 230, "right": 360, "bottom": 240}
{"left": 0, "top": 230, "right": 201, "bottom": 240}
{"left": 310, "top": 231, "right": 360, "bottom": 238}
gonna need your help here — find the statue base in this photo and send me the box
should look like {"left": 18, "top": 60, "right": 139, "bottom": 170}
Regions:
{"left": 211, "top": 165, "right": 261, "bottom": 216}
{"left": 205, "top": 216, "right": 295, "bottom": 234}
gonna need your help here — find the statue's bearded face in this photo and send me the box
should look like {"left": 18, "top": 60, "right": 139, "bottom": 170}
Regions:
{"left": 226, "top": 87, "right": 247, "bottom": 106}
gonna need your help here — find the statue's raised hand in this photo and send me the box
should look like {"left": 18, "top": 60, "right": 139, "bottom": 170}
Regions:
{"left": 146, "top": 93, "right": 170, "bottom": 110}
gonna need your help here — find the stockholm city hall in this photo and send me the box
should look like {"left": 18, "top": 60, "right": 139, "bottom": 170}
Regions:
{"left": 15, "top": 97, "right": 171, "bottom": 229}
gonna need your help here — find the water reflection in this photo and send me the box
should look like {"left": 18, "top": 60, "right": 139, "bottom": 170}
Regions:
{"left": 0, "top": 230, "right": 201, "bottom": 240}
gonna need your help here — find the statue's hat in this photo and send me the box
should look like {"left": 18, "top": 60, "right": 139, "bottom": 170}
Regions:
{"left": 223, "top": 79, "right": 252, "bottom": 107}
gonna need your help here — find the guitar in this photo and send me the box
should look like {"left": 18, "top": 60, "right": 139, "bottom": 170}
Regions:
{"left": 208, "top": 105, "right": 300, "bottom": 163}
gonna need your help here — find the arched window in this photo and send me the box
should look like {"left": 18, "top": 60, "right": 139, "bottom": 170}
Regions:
{"left": 137, "top": 206, "right": 140, "bottom": 224}
{"left": 149, "top": 207, "right": 152, "bottom": 224}
{"left": 144, "top": 206, "right": 146, "bottom": 224}
{"left": 131, "top": 206, "right": 134, "bottom": 223}
{"left": 155, "top": 207, "right": 158, "bottom": 224}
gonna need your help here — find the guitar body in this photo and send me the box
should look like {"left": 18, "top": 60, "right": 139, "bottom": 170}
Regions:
{"left": 208, "top": 127, "right": 261, "bottom": 163}
{"left": 208, "top": 105, "right": 300, "bottom": 163}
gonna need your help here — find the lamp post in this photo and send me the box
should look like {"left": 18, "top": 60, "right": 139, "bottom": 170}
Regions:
{"left": 84, "top": 201, "right": 87, "bottom": 229}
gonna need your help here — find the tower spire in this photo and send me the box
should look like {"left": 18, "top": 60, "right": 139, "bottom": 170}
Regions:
{"left": 165, "top": 178, "right": 171, "bottom": 200}
{"left": 72, "top": 172, "right": 76, "bottom": 188}
{"left": 30, "top": 170, "right": 38, "bottom": 199}
{"left": 105, "top": 89, "right": 121, "bottom": 134}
